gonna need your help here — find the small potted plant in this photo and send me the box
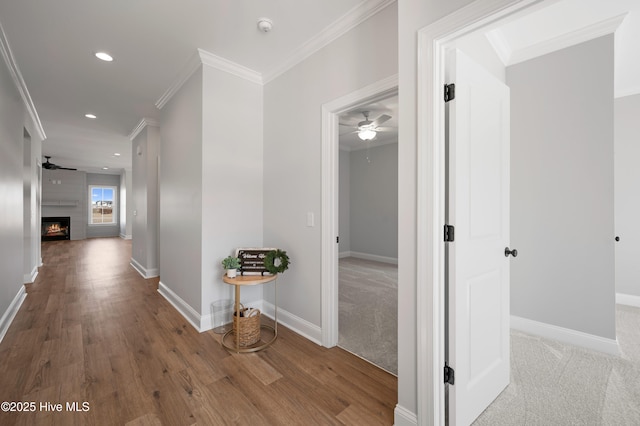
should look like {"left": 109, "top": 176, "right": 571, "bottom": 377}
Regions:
{"left": 222, "top": 255, "right": 241, "bottom": 278}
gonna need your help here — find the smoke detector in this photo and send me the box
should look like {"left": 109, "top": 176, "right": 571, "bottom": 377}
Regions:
{"left": 257, "top": 18, "right": 273, "bottom": 33}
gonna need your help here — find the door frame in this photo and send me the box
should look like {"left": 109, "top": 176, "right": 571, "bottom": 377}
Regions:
{"left": 321, "top": 74, "right": 398, "bottom": 347}
{"left": 416, "top": 0, "right": 551, "bottom": 424}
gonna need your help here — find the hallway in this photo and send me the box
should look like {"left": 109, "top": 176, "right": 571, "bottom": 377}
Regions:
{"left": 0, "top": 238, "right": 396, "bottom": 425}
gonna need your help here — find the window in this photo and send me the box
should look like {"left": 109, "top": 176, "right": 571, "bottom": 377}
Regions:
{"left": 89, "top": 185, "right": 117, "bottom": 225}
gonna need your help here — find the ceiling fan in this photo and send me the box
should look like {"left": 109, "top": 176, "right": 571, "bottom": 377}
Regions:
{"left": 42, "top": 156, "right": 77, "bottom": 171}
{"left": 341, "top": 111, "right": 392, "bottom": 141}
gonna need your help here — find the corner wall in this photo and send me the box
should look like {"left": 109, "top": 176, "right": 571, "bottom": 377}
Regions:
{"left": 159, "top": 68, "right": 204, "bottom": 317}
{"left": 158, "top": 60, "right": 264, "bottom": 330}
{"left": 0, "top": 27, "right": 44, "bottom": 342}
{"left": 263, "top": 2, "right": 398, "bottom": 333}
{"left": 397, "top": 0, "right": 478, "bottom": 421}
{"left": 200, "top": 64, "right": 264, "bottom": 320}
{"left": 0, "top": 46, "right": 25, "bottom": 337}
{"left": 132, "top": 126, "right": 160, "bottom": 277}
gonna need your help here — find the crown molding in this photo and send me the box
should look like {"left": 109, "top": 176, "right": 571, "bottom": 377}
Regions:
{"left": 490, "top": 13, "right": 627, "bottom": 67}
{"left": 262, "top": 0, "right": 396, "bottom": 84}
{"left": 156, "top": 48, "right": 262, "bottom": 110}
{"left": 155, "top": 51, "right": 202, "bottom": 110}
{"left": 0, "top": 22, "right": 46, "bottom": 141}
{"left": 157, "top": 0, "right": 395, "bottom": 102}
{"left": 128, "top": 117, "right": 160, "bottom": 141}
{"left": 484, "top": 29, "right": 511, "bottom": 65}
{"left": 197, "top": 48, "right": 262, "bottom": 85}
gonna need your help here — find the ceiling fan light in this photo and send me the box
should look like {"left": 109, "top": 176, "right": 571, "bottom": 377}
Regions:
{"left": 358, "top": 128, "right": 376, "bottom": 141}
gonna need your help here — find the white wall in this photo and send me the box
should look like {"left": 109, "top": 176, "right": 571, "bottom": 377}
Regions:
{"left": 615, "top": 93, "right": 640, "bottom": 301}
{"left": 348, "top": 142, "right": 398, "bottom": 260}
{"left": 201, "top": 64, "right": 264, "bottom": 316}
{"left": 339, "top": 149, "right": 351, "bottom": 254}
{"left": 160, "top": 68, "right": 204, "bottom": 314}
{"left": 263, "top": 3, "right": 398, "bottom": 330}
{"left": 0, "top": 49, "right": 25, "bottom": 334}
{"left": 0, "top": 30, "right": 43, "bottom": 341}
{"left": 22, "top": 128, "right": 40, "bottom": 283}
{"left": 508, "top": 35, "right": 616, "bottom": 339}
{"left": 159, "top": 62, "right": 263, "bottom": 328}
{"left": 398, "top": 0, "right": 478, "bottom": 419}
{"left": 132, "top": 125, "right": 160, "bottom": 277}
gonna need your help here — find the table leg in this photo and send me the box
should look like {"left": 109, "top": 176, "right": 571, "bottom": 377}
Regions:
{"left": 235, "top": 284, "right": 240, "bottom": 352}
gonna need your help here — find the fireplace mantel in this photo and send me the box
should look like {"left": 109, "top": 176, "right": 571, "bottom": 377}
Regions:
{"left": 42, "top": 200, "right": 79, "bottom": 207}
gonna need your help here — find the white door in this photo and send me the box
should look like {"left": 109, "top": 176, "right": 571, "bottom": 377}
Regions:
{"left": 446, "top": 48, "right": 511, "bottom": 426}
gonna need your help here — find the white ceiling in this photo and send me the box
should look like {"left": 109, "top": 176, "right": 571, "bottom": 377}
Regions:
{"left": 485, "top": 0, "right": 640, "bottom": 97}
{"left": 1, "top": 0, "right": 638, "bottom": 174}
{"left": 0, "top": 0, "right": 390, "bottom": 173}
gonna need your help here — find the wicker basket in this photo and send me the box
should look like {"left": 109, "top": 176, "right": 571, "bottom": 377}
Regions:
{"left": 233, "top": 305, "right": 261, "bottom": 347}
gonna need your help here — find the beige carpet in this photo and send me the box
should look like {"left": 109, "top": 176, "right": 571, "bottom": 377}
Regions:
{"left": 474, "top": 304, "right": 640, "bottom": 425}
{"left": 338, "top": 257, "right": 398, "bottom": 375}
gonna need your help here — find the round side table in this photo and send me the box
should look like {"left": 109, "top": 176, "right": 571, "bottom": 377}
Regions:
{"left": 221, "top": 273, "right": 278, "bottom": 353}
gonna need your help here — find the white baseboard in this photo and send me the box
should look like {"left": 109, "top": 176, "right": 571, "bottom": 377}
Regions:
{"left": 130, "top": 258, "right": 159, "bottom": 279}
{"left": 157, "top": 286, "right": 321, "bottom": 346}
{"left": 339, "top": 251, "right": 351, "bottom": 259}
{"left": 0, "top": 285, "right": 27, "bottom": 343}
{"left": 23, "top": 266, "right": 38, "bottom": 284}
{"left": 394, "top": 404, "right": 417, "bottom": 426}
{"left": 348, "top": 251, "right": 398, "bottom": 265}
{"left": 616, "top": 293, "right": 640, "bottom": 308}
{"left": 158, "top": 281, "right": 202, "bottom": 332}
{"left": 511, "top": 315, "right": 620, "bottom": 356}
{"left": 262, "top": 300, "right": 323, "bottom": 345}
{"left": 120, "top": 233, "right": 132, "bottom": 240}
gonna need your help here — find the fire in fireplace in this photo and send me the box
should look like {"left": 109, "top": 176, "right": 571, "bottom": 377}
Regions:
{"left": 42, "top": 217, "right": 70, "bottom": 241}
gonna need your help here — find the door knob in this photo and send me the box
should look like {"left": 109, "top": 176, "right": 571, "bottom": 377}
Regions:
{"left": 505, "top": 247, "right": 518, "bottom": 258}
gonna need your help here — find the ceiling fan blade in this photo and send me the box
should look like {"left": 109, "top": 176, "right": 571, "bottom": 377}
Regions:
{"left": 371, "top": 114, "right": 391, "bottom": 127}
{"left": 57, "top": 167, "right": 77, "bottom": 170}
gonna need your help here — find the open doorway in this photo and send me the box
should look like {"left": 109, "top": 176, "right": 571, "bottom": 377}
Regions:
{"left": 337, "top": 95, "right": 398, "bottom": 374}
{"left": 417, "top": 0, "right": 633, "bottom": 423}
{"left": 320, "top": 75, "right": 397, "bottom": 355}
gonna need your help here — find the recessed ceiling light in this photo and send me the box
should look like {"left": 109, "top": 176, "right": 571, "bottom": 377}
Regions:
{"left": 102, "top": 167, "right": 109, "bottom": 170}
{"left": 85, "top": 113, "right": 97, "bottom": 119}
{"left": 113, "top": 153, "right": 121, "bottom": 157}
{"left": 95, "top": 52, "right": 113, "bottom": 62}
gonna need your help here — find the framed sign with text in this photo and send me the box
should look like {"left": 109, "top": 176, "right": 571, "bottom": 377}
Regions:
{"left": 235, "top": 248, "right": 277, "bottom": 275}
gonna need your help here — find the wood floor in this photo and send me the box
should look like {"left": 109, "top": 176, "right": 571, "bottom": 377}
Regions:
{"left": 0, "top": 238, "right": 396, "bottom": 425}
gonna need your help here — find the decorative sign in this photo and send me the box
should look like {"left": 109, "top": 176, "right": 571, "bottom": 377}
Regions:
{"left": 235, "top": 248, "right": 276, "bottom": 275}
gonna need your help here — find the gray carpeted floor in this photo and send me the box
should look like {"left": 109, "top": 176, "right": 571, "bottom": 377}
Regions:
{"left": 474, "top": 304, "right": 640, "bottom": 425}
{"left": 338, "top": 257, "right": 398, "bottom": 375}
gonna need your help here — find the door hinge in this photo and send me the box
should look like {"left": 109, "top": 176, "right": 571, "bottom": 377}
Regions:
{"left": 444, "top": 83, "right": 455, "bottom": 102}
{"left": 444, "top": 225, "right": 455, "bottom": 242}
{"left": 444, "top": 363, "right": 455, "bottom": 385}
{"left": 336, "top": 236, "right": 339, "bottom": 243}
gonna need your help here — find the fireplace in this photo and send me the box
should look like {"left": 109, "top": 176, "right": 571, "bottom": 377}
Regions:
{"left": 42, "top": 217, "right": 70, "bottom": 241}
